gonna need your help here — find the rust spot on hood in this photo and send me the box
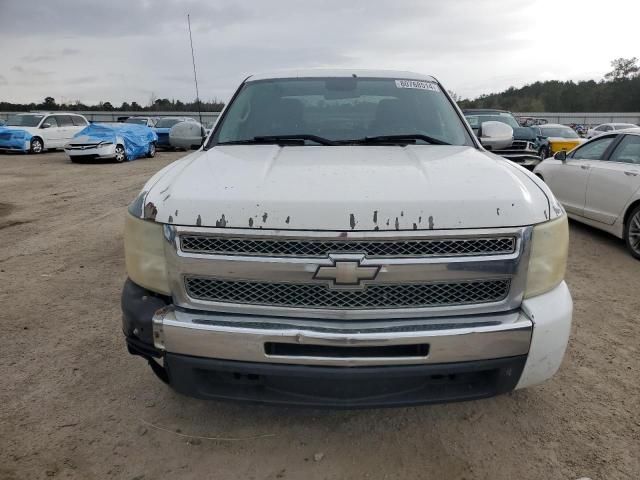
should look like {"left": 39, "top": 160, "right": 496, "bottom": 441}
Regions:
{"left": 216, "top": 214, "right": 228, "bottom": 228}
{"left": 143, "top": 202, "right": 157, "bottom": 221}
{"left": 196, "top": 215, "right": 202, "bottom": 226}
{"left": 428, "top": 216, "right": 434, "bottom": 229}
{"left": 249, "top": 217, "right": 254, "bottom": 227}
{"left": 262, "top": 212, "right": 268, "bottom": 223}
{"left": 349, "top": 214, "right": 356, "bottom": 230}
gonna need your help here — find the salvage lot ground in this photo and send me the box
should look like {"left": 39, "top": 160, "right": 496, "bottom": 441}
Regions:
{"left": 0, "top": 150, "right": 638, "bottom": 480}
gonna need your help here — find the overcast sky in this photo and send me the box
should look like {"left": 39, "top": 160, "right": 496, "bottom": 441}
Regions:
{"left": 0, "top": 0, "right": 637, "bottom": 106}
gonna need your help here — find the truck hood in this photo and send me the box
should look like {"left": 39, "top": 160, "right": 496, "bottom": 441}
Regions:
{"left": 142, "top": 145, "right": 551, "bottom": 231}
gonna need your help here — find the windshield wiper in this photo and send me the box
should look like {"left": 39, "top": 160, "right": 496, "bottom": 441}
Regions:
{"left": 218, "top": 134, "right": 335, "bottom": 146}
{"left": 344, "top": 134, "right": 450, "bottom": 146}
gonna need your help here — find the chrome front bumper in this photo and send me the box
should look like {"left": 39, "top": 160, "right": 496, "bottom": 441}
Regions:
{"left": 65, "top": 144, "right": 117, "bottom": 158}
{"left": 152, "top": 306, "right": 532, "bottom": 367}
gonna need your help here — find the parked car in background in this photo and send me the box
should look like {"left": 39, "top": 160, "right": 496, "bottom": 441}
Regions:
{"left": 122, "top": 69, "right": 572, "bottom": 407}
{"left": 463, "top": 109, "right": 546, "bottom": 168}
{"left": 535, "top": 129, "right": 640, "bottom": 258}
{"left": 169, "top": 120, "right": 207, "bottom": 150}
{"left": 0, "top": 112, "right": 88, "bottom": 153}
{"left": 64, "top": 123, "right": 157, "bottom": 163}
{"left": 153, "top": 116, "right": 197, "bottom": 148}
{"left": 520, "top": 117, "right": 548, "bottom": 127}
{"left": 125, "top": 116, "right": 158, "bottom": 127}
{"left": 203, "top": 121, "right": 215, "bottom": 136}
{"left": 586, "top": 123, "right": 638, "bottom": 139}
{"left": 534, "top": 124, "right": 585, "bottom": 156}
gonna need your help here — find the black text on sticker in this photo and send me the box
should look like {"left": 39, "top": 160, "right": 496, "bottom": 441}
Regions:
{"left": 395, "top": 80, "right": 440, "bottom": 92}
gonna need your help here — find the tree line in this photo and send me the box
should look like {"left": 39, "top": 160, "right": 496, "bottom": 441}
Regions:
{"left": 2, "top": 58, "right": 639, "bottom": 113}
{"left": 0, "top": 97, "right": 225, "bottom": 113}
{"left": 459, "top": 57, "right": 640, "bottom": 112}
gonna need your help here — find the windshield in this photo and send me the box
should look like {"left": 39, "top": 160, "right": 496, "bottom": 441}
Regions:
{"left": 614, "top": 124, "right": 637, "bottom": 130}
{"left": 540, "top": 126, "right": 579, "bottom": 139}
{"left": 212, "top": 77, "right": 473, "bottom": 146}
{"left": 464, "top": 113, "right": 520, "bottom": 129}
{"left": 155, "top": 118, "right": 183, "bottom": 128}
{"left": 5, "top": 114, "right": 44, "bottom": 127}
{"left": 125, "top": 118, "right": 147, "bottom": 125}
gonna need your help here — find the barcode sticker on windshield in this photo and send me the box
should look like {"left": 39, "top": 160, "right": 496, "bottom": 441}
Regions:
{"left": 395, "top": 79, "right": 440, "bottom": 92}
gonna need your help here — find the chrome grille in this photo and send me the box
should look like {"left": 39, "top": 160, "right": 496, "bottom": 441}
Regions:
{"left": 184, "top": 277, "right": 511, "bottom": 310}
{"left": 180, "top": 235, "right": 516, "bottom": 258}
{"left": 510, "top": 140, "right": 530, "bottom": 150}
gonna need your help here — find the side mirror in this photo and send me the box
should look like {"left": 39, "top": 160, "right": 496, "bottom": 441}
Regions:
{"left": 478, "top": 121, "right": 513, "bottom": 150}
{"left": 554, "top": 150, "right": 567, "bottom": 161}
{"left": 41, "top": 123, "right": 51, "bottom": 129}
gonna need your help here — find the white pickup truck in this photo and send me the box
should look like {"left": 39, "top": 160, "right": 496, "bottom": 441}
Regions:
{"left": 122, "top": 70, "right": 572, "bottom": 408}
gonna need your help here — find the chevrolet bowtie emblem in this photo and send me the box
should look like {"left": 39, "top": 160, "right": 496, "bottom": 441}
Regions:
{"left": 314, "top": 257, "right": 380, "bottom": 287}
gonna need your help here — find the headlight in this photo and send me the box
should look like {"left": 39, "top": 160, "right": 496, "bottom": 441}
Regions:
{"left": 99, "top": 141, "right": 114, "bottom": 147}
{"left": 124, "top": 213, "right": 170, "bottom": 295}
{"left": 524, "top": 214, "right": 569, "bottom": 298}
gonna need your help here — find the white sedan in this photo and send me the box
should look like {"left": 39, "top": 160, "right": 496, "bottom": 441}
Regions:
{"left": 586, "top": 123, "right": 638, "bottom": 139}
{"left": 534, "top": 129, "right": 640, "bottom": 258}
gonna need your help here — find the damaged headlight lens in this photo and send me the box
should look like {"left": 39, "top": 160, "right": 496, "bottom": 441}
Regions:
{"left": 124, "top": 213, "right": 170, "bottom": 295}
{"left": 524, "top": 214, "right": 569, "bottom": 298}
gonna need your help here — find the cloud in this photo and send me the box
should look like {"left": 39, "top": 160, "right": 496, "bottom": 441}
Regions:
{"left": 0, "top": 0, "right": 250, "bottom": 37}
{"left": 11, "top": 65, "right": 52, "bottom": 76}
{"left": 0, "top": 0, "right": 634, "bottom": 103}
{"left": 21, "top": 48, "right": 81, "bottom": 63}
{"left": 66, "top": 75, "right": 100, "bottom": 84}
{"left": 20, "top": 54, "right": 55, "bottom": 63}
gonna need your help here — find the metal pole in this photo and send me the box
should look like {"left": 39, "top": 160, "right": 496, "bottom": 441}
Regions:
{"left": 187, "top": 14, "right": 204, "bottom": 137}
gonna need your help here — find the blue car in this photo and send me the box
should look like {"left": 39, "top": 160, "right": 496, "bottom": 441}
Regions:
{"left": 153, "top": 117, "right": 196, "bottom": 148}
{"left": 64, "top": 123, "right": 157, "bottom": 163}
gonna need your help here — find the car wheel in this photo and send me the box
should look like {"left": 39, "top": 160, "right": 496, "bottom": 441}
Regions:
{"left": 114, "top": 144, "right": 126, "bottom": 163}
{"left": 30, "top": 137, "right": 43, "bottom": 154}
{"left": 625, "top": 205, "right": 640, "bottom": 260}
{"left": 539, "top": 146, "right": 549, "bottom": 160}
{"left": 146, "top": 142, "right": 156, "bottom": 158}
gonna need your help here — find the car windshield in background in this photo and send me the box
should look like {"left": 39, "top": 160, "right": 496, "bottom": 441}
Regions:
{"left": 212, "top": 77, "right": 474, "bottom": 146}
{"left": 125, "top": 118, "right": 148, "bottom": 125}
{"left": 155, "top": 119, "right": 182, "bottom": 128}
{"left": 540, "top": 127, "right": 579, "bottom": 138}
{"left": 464, "top": 114, "right": 520, "bottom": 129}
{"left": 5, "top": 114, "right": 43, "bottom": 127}
{"left": 614, "top": 124, "right": 637, "bottom": 130}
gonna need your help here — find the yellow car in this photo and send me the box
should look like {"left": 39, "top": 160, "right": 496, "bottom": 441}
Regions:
{"left": 537, "top": 124, "right": 585, "bottom": 155}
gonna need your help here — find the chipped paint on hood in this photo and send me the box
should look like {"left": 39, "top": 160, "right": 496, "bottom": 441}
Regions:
{"left": 140, "top": 145, "right": 553, "bottom": 230}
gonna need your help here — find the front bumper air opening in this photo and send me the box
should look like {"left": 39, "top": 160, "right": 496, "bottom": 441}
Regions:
{"left": 263, "top": 342, "right": 430, "bottom": 359}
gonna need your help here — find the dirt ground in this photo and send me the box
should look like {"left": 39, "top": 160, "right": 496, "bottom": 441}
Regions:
{"left": 0, "top": 150, "right": 638, "bottom": 480}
